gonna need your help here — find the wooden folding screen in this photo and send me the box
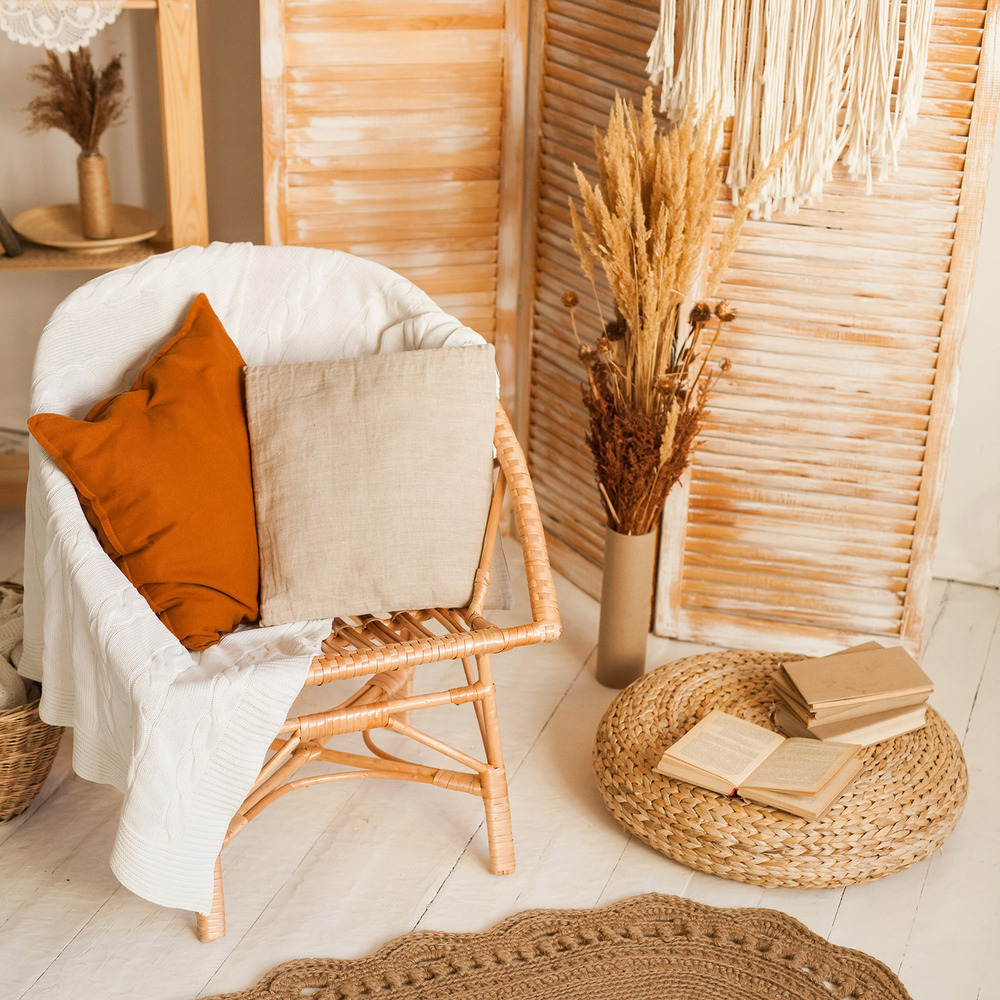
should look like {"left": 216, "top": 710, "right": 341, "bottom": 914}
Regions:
{"left": 521, "top": 0, "right": 1000, "bottom": 655}
{"left": 260, "top": 0, "right": 527, "bottom": 401}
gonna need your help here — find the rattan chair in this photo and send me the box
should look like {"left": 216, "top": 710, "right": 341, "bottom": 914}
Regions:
{"left": 21, "top": 243, "right": 561, "bottom": 941}
{"left": 195, "top": 397, "right": 560, "bottom": 940}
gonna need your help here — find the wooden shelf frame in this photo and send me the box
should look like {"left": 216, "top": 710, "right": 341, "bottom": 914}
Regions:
{"left": 0, "top": 0, "right": 208, "bottom": 272}
{"left": 0, "top": 0, "right": 209, "bottom": 507}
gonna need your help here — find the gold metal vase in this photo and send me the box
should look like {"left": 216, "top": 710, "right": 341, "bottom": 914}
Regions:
{"left": 77, "top": 153, "right": 113, "bottom": 240}
{"left": 595, "top": 526, "right": 657, "bottom": 688}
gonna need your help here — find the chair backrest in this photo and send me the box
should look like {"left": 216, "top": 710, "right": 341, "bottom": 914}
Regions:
{"left": 30, "top": 242, "right": 486, "bottom": 419}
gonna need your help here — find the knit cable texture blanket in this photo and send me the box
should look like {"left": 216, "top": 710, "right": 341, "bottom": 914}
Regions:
{"left": 17, "top": 242, "right": 488, "bottom": 913}
{"left": 0, "top": 582, "right": 28, "bottom": 710}
{"left": 200, "top": 893, "right": 913, "bottom": 1000}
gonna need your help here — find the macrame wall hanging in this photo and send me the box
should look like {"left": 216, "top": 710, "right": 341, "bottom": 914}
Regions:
{"left": 646, "top": 0, "right": 936, "bottom": 217}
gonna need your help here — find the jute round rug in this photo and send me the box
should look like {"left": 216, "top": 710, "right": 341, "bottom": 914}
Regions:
{"left": 200, "top": 893, "right": 911, "bottom": 1000}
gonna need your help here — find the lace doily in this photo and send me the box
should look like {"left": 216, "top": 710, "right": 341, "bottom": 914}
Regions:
{"left": 0, "top": 0, "right": 123, "bottom": 52}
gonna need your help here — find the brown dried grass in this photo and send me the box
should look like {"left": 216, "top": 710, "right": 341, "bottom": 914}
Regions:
{"left": 567, "top": 89, "right": 790, "bottom": 535}
{"left": 25, "top": 47, "right": 126, "bottom": 157}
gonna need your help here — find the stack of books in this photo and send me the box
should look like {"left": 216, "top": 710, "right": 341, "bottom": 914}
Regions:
{"left": 772, "top": 642, "right": 933, "bottom": 747}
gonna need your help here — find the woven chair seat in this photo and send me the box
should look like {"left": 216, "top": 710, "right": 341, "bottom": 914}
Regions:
{"left": 594, "top": 649, "right": 968, "bottom": 889}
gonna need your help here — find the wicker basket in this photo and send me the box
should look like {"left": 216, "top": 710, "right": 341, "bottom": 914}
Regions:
{"left": 0, "top": 695, "right": 63, "bottom": 822}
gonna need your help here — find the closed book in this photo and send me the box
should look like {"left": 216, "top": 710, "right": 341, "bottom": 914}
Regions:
{"left": 774, "top": 702, "right": 928, "bottom": 747}
{"left": 773, "top": 680, "right": 929, "bottom": 726}
{"left": 782, "top": 645, "right": 933, "bottom": 711}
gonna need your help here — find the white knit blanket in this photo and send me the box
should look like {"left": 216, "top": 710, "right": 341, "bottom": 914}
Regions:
{"left": 18, "top": 242, "right": 487, "bottom": 913}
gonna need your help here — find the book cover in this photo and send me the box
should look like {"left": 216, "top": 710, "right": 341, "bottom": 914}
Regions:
{"left": 774, "top": 702, "right": 927, "bottom": 747}
{"left": 783, "top": 645, "right": 933, "bottom": 710}
{"left": 773, "top": 673, "right": 929, "bottom": 725}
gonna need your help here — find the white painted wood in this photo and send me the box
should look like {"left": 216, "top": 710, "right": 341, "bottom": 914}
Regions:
{"left": 260, "top": 0, "right": 528, "bottom": 398}
{"left": 0, "top": 511, "right": 996, "bottom": 1000}
{"left": 935, "top": 121, "right": 1000, "bottom": 589}
{"left": 524, "top": 0, "right": 1000, "bottom": 654}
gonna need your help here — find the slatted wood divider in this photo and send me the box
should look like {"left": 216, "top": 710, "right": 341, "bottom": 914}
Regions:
{"left": 260, "top": 0, "right": 527, "bottom": 400}
{"left": 521, "top": 0, "right": 1000, "bottom": 655}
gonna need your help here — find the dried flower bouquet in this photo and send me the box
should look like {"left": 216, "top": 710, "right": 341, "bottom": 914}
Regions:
{"left": 25, "top": 46, "right": 126, "bottom": 241}
{"left": 565, "top": 89, "right": 784, "bottom": 537}
{"left": 25, "top": 47, "right": 126, "bottom": 157}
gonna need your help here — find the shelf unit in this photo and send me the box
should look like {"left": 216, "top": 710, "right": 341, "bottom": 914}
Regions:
{"left": 0, "top": 0, "right": 208, "bottom": 504}
{"left": 1, "top": 0, "right": 208, "bottom": 269}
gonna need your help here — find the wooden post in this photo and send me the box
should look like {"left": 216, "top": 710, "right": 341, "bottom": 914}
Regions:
{"left": 155, "top": 0, "right": 209, "bottom": 247}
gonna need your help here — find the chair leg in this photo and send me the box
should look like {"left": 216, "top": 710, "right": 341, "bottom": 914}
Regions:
{"left": 482, "top": 764, "right": 515, "bottom": 874}
{"left": 196, "top": 855, "right": 226, "bottom": 942}
{"left": 475, "top": 653, "right": 515, "bottom": 875}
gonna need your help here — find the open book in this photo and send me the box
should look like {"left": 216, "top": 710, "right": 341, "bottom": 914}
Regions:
{"left": 654, "top": 710, "right": 864, "bottom": 821}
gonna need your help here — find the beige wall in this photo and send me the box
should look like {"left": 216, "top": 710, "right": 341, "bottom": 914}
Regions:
{"left": 0, "top": 1, "right": 997, "bottom": 586}
{"left": 935, "top": 122, "right": 1000, "bottom": 588}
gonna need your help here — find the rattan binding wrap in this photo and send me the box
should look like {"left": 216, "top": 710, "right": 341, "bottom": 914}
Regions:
{"left": 0, "top": 695, "right": 63, "bottom": 822}
{"left": 594, "top": 650, "right": 968, "bottom": 888}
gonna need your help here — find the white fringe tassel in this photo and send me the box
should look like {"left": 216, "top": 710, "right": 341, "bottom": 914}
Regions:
{"left": 646, "top": 0, "right": 936, "bottom": 218}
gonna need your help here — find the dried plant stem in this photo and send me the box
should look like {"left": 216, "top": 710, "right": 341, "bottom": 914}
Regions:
{"left": 24, "top": 47, "right": 126, "bottom": 157}
{"left": 566, "top": 89, "right": 792, "bottom": 535}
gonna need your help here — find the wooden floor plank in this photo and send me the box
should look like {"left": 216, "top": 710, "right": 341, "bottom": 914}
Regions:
{"left": 894, "top": 591, "right": 1000, "bottom": 999}
{"left": 0, "top": 772, "right": 124, "bottom": 998}
{"left": 0, "top": 513, "right": 997, "bottom": 999}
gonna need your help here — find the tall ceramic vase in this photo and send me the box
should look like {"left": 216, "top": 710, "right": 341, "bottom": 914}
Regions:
{"left": 77, "top": 153, "right": 113, "bottom": 240}
{"left": 595, "top": 526, "right": 657, "bottom": 688}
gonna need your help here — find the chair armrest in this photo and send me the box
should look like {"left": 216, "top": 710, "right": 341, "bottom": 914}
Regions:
{"left": 479, "top": 404, "right": 561, "bottom": 645}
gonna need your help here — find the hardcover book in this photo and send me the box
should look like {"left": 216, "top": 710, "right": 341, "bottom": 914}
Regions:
{"left": 774, "top": 702, "right": 928, "bottom": 747}
{"left": 782, "top": 645, "right": 933, "bottom": 711}
{"left": 772, "top": 669, "right": 929, "bottom": 725}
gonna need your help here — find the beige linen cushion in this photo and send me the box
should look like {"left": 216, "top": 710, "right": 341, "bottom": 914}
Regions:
{"left": 246, "top": 344, "right": 497, "bottom": 626}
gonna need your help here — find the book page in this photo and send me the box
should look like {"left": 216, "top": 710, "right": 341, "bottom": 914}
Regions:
{"left": 743, "top": 738, "right": 859, "bottom": 794}
{"left": 740, "top": 756, "right": 865, "bottom": 822}
{"left": 662, "top": 710, "right": 784, "bottom": 787}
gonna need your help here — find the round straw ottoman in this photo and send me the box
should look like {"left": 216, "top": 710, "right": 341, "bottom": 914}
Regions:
{"left": 593, "top": 649, "right": 968, "bottom": 888}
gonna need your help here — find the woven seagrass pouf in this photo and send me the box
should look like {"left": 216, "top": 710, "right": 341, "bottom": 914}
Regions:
{"left": 593, "top": 649, "right": 968, "bottom": 888}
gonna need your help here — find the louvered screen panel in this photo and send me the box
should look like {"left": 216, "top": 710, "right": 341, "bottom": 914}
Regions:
{"left": 525, "top": 0, "right": 661, "bottom": 596}
{"left": 524, "top": 0, "right": 999, "bottom": 655}
{"left": 261, "top": 0, "right": 527, "bottom": 392}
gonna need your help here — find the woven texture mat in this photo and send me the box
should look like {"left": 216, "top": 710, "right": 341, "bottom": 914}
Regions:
{"left": 594, "top": 650, "right": 968, "bottom": 888}
{"left": 199, "top": 893, "right": 911, "bottom": 1000}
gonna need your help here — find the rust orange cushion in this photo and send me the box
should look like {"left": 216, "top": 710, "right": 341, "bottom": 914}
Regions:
{"left": 27, "top": 293, "right": 259, "bottom": 650}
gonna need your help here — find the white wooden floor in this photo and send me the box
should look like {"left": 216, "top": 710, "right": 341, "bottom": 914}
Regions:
{"left": 0, "top": 508, "right": 997, "bottom": 1000}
